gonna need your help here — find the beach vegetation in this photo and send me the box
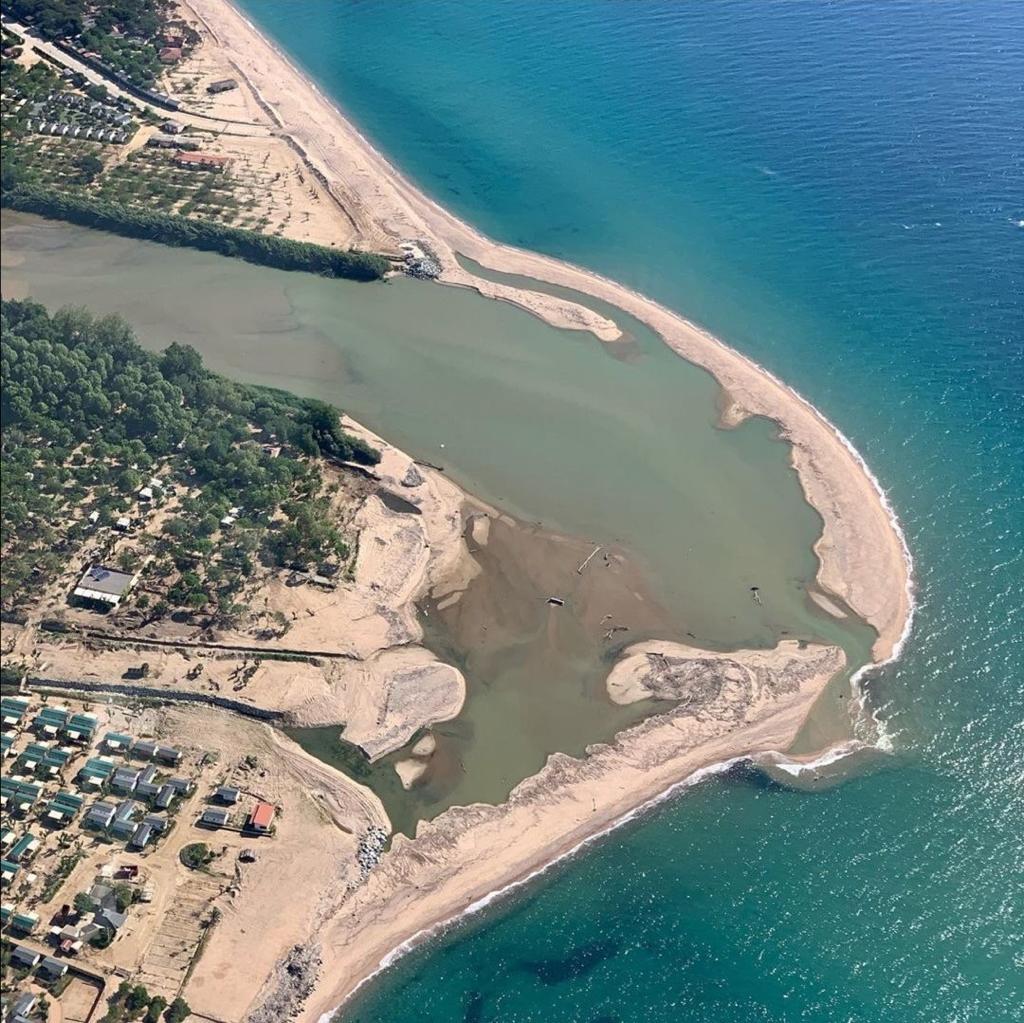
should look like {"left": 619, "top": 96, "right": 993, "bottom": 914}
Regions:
{"left": 179, "top": 842, "right": 214, "bottom": 871}
{"left": 2, "top": 183, "right": 391, "bottom": 281}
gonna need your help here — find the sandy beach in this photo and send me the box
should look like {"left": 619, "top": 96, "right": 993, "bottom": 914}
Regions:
{"left": 145, "top": 3, "right": 915, "bottom": 1017}
{"left": 300, "top": 640, "right": 845, "bottom": 1021}
{"left": 186, "top": 0, "right": 912, "bottom": 667}
{"left": 2, "top": 3, "right": 914, "bottom": 1017}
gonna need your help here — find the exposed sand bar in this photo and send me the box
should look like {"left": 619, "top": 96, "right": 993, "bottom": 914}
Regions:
{"left": 302, "top": 640, "right": 845, "bottom": 1021}
{"left": 187, "top": 0, "right": 912, "bottom": 663}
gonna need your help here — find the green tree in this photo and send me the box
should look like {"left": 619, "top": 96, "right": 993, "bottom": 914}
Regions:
{"left": 126, "top": 984, "right": 150, "bottom": 1013}
{"left": 144, "top": 997, "right": 168, "bottom": 1023}
{"left": 164, "top": 997, "right": 191, "bottom": 1023}
{"left": 73, "top": 891, "right": 96, "bottom": 915}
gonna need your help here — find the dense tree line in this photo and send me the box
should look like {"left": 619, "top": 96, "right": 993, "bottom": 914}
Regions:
{"left": 2, "top": 183, "right": 392, "bottom": 281}
{"left": 1, "top": 299, "right": 379, "bottom": 610}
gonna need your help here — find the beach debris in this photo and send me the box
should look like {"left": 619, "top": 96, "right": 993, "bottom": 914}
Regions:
{"left": 400, "top": 239, "right": 442, "bottom": 278}
{"left": 401, "top": 463, "right": 425, "bottom": 488}
{"left": 356, "top": 825, "right": 388, "bottom": 879}
{"left": 244, "top": 943, "right": 322, "bottom": 1023}
{"left": 577, "top": 545, "right": 603, "bottom": 575}
{"left": 546, "top": 596, "right": 565, "bottom": 607}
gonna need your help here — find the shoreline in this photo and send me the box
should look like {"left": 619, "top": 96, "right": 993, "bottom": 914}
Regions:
{"left": 327, "top": 752, "right": 747, "bottom": 1021}
{"left": 5, "top": 3, "right": 916, "bottom": 1016}
{"left": 188, "top": 0, "right": 913, "bottom": 663}
{"left": 303, "top": 640, "right": 846, "bottom": 1022}
{"left": 327, "top": 730, "right": 877, "bottom": 1021}
{"left": 165, "top": 4, "right": 916, "bottom": 1017}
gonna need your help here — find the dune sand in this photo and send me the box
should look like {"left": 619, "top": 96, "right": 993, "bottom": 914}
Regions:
{"left": 155, "top": 4, "right": 916, "bottom": 1017}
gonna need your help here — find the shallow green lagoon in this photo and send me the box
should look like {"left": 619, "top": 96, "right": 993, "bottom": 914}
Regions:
{"left": 3, "top": 212, "right": 872, "bottom": 824}
{"left": 3, "top": 213, "right": 864, "bottom": 657}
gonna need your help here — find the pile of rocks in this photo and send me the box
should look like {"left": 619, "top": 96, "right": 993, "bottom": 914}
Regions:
{"left": 244, "top": 943, "right": 322, "bottom": 1023}
{"left": 356, "top": 825, "right": 388, "bottom": 879}
{"left": 401, "top": 463, "right": 425, "bottom": 488}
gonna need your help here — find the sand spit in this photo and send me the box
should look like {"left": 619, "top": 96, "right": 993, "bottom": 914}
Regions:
{"left": 187, "top": 0, "right": 911, "bottom": 662}
{"left": 606, "top": 638, "right": 828, "bottom": 706}
{"left": 132, "top": 6, "right": 917, "bottom": 1016}
{"left": 303, "top": 639, "right": 844, "bottom": 1020}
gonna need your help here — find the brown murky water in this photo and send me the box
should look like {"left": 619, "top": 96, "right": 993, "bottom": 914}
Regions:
{"left": 3, "top": 213, "right": 876, "bottom": 829}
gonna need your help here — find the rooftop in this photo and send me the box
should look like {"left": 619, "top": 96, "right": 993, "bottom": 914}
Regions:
{"left": 249, "top": 801, "right": 275, "bottom": 830}
{"left": 73, "top": 564, "right": 135, "bottom": 605}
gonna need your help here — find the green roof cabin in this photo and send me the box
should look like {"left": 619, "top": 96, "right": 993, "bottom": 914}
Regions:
{"left": 1, "top": 696, "right": 30, "bottom": 726}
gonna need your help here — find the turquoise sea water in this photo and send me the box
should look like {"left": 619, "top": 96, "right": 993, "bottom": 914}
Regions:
{"left": 123, "top": 0, "right": 1024, "bottom": 1017}
{"left": 232, "top": 2, "right": 1024, "bottom": 1019}
{"left": 234, "top": 1, "right": 1024, "bottom": 1020}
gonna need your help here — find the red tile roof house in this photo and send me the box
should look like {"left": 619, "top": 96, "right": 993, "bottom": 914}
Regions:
{"left": 247, "top": 801, "right": 275, "bottom": 834}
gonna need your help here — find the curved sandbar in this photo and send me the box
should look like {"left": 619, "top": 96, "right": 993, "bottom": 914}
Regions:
{"left": 188, "top": 0, "right": 912, "bottom": 663}
{"left": 297, "top": 639, "right": 844, "bottom": 1021}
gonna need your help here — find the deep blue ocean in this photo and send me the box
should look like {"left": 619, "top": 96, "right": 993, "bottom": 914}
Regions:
{"left": 239, "top": 2, "right": 1024, "bottom": 1020}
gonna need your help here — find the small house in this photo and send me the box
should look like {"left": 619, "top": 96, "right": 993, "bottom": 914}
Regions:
{"left": 44, "top": 791, "right": 84, "bottom": 825}
{"left": 77, "top": 756, "right": 116, "bottom": 790}
{"left": 174, "top": 151, "right": 231, "bottom": 172}
{"left": 65, "top": 712, "right": 98, "bottom": 742}
{"left": 129, "top": 823, "right": 153, "bottom": 850}
{"left": 38, "top": 955, "right": 68, "bottom": 980}
{"left": 96, "top": 906, "right": 127, "bottom": 931}
{"left": 33, "top": 706, "right": 69, "bottom": 737}
{"left": 104, "top": 732, "right": 132, "bottom": 752}
{"left": 10, "top": 944, "right": 40, "bottom": 969}
{"left": 110, "top": 767, "right": 140, "bottom": 794}
{"left": 12, "top": 993, "right": 37, "bottom": 1018}
{"left": 72, "top": 565, "right": 135, "bottom": 609}
{"left": 207, "top": 77, "right": 238, "bottom": 94}
{"left": 247, "top": 801, "right": 275, "bottom": 834}
{"left": 215, "top": 786, "right": 239, "bottom": 805}
{"left": 10, "top": 911, "right": 39, "bottom": 935}
{"left": 110, "top": 800, "right": 141, "bottom": 839}
{"left": 200, "top": 807, "right": 230, "bottom": 828}
{"left": 131, "top": 739, "right": 158, "bottom": 761}
{"left": 84, "top": 801, "right": 116, "bottom": 831}
{"left": 1, "top": 696, "right": 30, "bottom": 726}
{"left": 8, "top": 834, "right": 39, "bottom": 863}
{"left": 136, "top": 780, "right": 159, "bottom": 800}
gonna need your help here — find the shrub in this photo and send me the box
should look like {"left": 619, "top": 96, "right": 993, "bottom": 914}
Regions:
{"left": 179, "top": 842, "right": 214, "bottom": 870}
{"left": 2, "top": 184, "right": 390, "bottom": 281}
